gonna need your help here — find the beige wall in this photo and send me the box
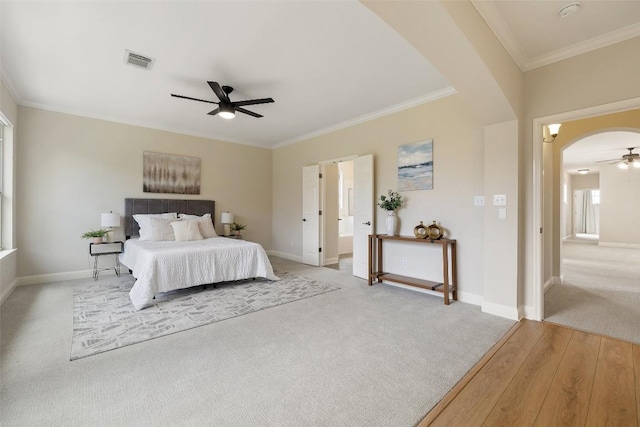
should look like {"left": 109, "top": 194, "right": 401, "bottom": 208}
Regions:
{"left": 16, "top": 107, "right": 272, "bottom": 279}
{"left": 273, "top": 94, "right": 490, "bottom": 300}
{"left": 599, "top": 166, "right": 640, "bottom": 246}
{"left": 522, "top": 37, "right": 640, "bottom": 313}
{"left": 571, "top": 173, "right": 599, "bottom": 190}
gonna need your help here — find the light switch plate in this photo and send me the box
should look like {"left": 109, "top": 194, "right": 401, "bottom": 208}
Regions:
{"left": 498, "top": 208, "right": 507, "bottom": 219}
{"left": 474, "top": 196, "right": 485, "bottom": 206}
{"left": 493, "top": 194, "right": 507, "bottom": 206}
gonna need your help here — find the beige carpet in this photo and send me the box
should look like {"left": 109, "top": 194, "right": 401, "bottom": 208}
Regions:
{"left": 1, "top": 256, "right": 514, "bottom": 427}
{"left": 545, "top": 241, "right": 640, "bottom": 344}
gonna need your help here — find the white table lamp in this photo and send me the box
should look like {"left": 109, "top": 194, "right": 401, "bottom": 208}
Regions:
{"left": 101, "top": 211, "right": 120, "bottom": 242}
{"left": 221, "top": 212, "right": 234, "bottom": 236}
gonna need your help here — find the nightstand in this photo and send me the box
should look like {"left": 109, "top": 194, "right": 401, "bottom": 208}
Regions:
{"left": 89, "top": 241, "right": 124, "bottom": 280}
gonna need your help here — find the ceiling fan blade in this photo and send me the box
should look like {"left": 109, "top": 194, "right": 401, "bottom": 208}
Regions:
{"left": 233, "top": 98, "right": 275, "bottom": 107}
{"left": 236, "top": 107, "right": 263, "bottom": 118}
{"left": 595, "top": 158, "right": 619, "bottom": 163}
{"left": 171, "top": 94, "right": 218, "bottom": 104}
{"left": 207, "top": 108, "right": 220, "bottom": 116}
{"left": 208, "top": 81, "right": 230, "bottom": 103}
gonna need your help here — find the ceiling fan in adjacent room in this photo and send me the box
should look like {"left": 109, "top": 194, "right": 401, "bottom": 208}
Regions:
{"left": 597, "top": 147, "right": 640, "bottom": 169}
{"left": 171, "top": 81, "right": 274, "bottom": 119}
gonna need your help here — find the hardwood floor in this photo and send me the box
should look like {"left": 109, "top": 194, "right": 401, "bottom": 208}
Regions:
{"left": 419, "top": 319, "right": 640, "bottom": 426}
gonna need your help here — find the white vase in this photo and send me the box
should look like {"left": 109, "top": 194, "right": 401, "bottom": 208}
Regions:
{"left": 386, "top": 211, "right": 398, "bottom": 236}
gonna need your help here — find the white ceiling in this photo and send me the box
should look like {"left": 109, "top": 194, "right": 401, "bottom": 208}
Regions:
{"left": 2, "top": 1, "right": 639, "bottom": 149}
{"left": 563, "top": 131, "right": 640, "bottom": 174}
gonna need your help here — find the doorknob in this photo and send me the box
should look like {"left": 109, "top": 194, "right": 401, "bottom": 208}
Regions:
{"left": 363, "top": 221, "right": 371, "bottom": 225}
{"left": 302, "top": 218, "right": 307, "bottom": 222}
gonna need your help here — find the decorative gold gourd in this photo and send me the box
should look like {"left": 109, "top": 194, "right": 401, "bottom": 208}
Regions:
{"left": 414, "top": 221, "right": 427, "bottom": 239}
{"left": 427, "top": 221, "right": 443, "bottom": 240}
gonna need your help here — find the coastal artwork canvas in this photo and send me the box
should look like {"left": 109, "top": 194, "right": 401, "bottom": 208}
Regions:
{"left": 397, "top": 140, "right": 433, "bottom": 191}
{"left": 143, "top": 151, "right": 201, "bottom": 194}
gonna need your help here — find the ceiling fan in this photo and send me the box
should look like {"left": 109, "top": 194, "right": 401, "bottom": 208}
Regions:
{"left": 597, "top": 147, "right": 640, "bottom": 169}
{"left": 171, "top": 81, "right": 274, "bottom": 119}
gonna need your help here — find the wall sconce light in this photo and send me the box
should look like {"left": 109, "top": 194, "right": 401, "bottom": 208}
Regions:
{"left": 101, "top": 211, "right": 120, "bottom": 242}
{"left": 543, "top": 123, "right": 562, "bottom": 142}
{"left": 221, "top": 211, "right": 234, "bottom": 236}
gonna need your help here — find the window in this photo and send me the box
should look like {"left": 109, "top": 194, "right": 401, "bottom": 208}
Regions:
{"left": 591, "top": 189, "right": 600, "bottom": 205}
{"left": 0, "top": 120, "right": 4, "bottom": 248}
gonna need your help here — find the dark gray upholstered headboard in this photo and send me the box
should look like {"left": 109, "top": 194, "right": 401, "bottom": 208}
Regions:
{"left": 124, "top": 198, "right": 215, "bottom": 238}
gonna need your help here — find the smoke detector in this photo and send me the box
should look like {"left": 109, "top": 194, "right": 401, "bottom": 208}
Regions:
{"left": 123, "top": 50, "right": 155, "bottom": 70}
{"left": 559, "top": 3, "right": 580, "bottom": 18}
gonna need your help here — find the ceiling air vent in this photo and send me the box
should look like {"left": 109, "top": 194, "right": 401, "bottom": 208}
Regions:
{"left": 124, "top": 50, "right": 155, "bottom": 70}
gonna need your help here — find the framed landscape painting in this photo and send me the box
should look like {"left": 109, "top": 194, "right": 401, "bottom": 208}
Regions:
{"left": 398, "top": 140, "right": 433, "bottom": 191}
{"left": 143, "top": 151, "right": 201, "bottom": 194}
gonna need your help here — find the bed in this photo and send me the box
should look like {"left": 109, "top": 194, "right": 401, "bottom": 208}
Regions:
{"left": 119, "top": 198, "right": 278, "bottom": 310}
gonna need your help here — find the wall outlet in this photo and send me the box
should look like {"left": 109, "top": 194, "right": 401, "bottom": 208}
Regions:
{"left": 493, "top": 194, "right": 507, "bottom": 206}
{"left": 402, "top": 259, "right": 408, "bottom": 267}
{"left": 474, "top": 196, "right": 485, "bottom": 206}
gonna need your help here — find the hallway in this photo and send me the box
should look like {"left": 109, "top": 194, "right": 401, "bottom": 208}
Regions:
{"left": 544, "top": 241, "right": 640, "bottom": 344}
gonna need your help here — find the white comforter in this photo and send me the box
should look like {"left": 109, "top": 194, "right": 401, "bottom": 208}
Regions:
{"left": 119, "top": 237, "right": 279, "bottom": 310}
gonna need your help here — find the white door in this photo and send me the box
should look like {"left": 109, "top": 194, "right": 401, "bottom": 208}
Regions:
{"left": 302, "top": 164, "right": 321, "bottom": 266}
{"left": 352, "top": 154, "right": 374, "bottom": 279}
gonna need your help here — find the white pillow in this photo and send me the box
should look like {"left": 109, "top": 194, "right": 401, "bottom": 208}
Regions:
{"left": 138, "top": 217, "right": 176, "bottom": 241}
{"left": 178, "top": 213, "right": 218, "bottom": 238}
{"left": 133, "top": 213, "right": 178, "bottom": 239}
{"left": 171, "top": 220, "right": 204, "bottom": 241}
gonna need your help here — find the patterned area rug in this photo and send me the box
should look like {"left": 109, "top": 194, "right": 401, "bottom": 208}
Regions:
{"left": 71, "top": 272, "right": 339, "bottom": 360}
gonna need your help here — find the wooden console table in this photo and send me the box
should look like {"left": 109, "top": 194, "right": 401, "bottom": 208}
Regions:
{"left": 368, "top": 234, "right": 457, "bottom": 305}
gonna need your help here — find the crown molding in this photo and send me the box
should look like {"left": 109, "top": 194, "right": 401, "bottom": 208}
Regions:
{"left": 472, "top": 3, "right": 640, "bottom": 72}
{"left": 523, "top": 22, "right": 640, "bottom": 71}
{"left": 273, "top": 86, "right": 457, "bottom": 148}
{"left": 471, "top": 0, "right": 528, "bottom": 71}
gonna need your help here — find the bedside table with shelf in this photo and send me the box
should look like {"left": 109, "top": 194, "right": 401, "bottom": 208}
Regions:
{"left": 89, "top": 241, "right": 123, "bottom": 280}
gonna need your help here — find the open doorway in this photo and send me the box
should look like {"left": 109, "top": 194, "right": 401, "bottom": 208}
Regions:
{"left": 324, "top": 160, "right": 354, "bottom": 274}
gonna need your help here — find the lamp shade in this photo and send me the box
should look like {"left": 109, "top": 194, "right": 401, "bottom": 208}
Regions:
{"left": 221, "top": 212, "right": 234, "bottom": 224}
{"left": 547, "top": 123, "right": 562, "bottom": 137}
{"left": 101, "top": 212, "right": 120, "bottom": 228}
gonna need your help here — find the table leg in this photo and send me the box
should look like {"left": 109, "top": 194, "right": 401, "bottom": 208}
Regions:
{"left": 442, "top": 243, "right": 450, "bottom": 305}
{"left": 368, "top": 235, "right": 373, "bottom": 286}
{"left": 115, "top": 254, "right": 121, "bottom": 277}
{"left": 93, "top": 256, "right": 98, "bottom": 281}
{"left": 451, "top": 242, "right": 457, "bottom": 301}
{"left": 377, "top": 237, "right": 383, "bottom": 283}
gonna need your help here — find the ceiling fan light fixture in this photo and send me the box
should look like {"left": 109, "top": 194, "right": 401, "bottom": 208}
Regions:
{"left": 633, "top": 160, "right": 640, "bottom": 169}
{"left": 219, "top": 105, "right": 235, "bottom": 120}
{"left": 617, "top": 162, "right": 629, "bottom": 170}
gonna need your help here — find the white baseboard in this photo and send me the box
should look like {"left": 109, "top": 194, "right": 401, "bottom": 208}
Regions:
{"left": 598, "top": 242, "right": 640, "bottom": 249}
{"left": 0, "top": 278, "right": 17, "bottom": 305}
{"left": 544, "top": 276, "right": 561, "bottom": 292}
{"left": 17, "top": 269, "right": 95, "bottom": 286}
{"left": 482, "top": 301, "right": 520, "bottom": 320}
{"left": 323, "top": 257, "right": 339, "bottom": 266}
{"left": 519, "top": 304, "right": 533, "bottom": 320}
{"left": 457, "top": 290, "right": 482, "bottom": 306}
{"left": 267, "top": 250, "right": 303, "bottom": 264}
